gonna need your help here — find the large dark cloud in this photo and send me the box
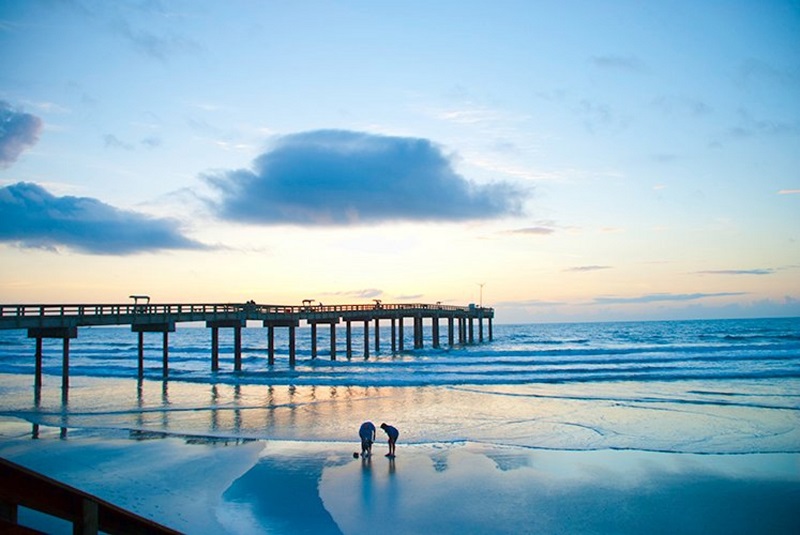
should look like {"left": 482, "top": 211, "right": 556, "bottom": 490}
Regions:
{"left": 0, "top": 182, "right": 208, "bottom": 255}
{"left": 206, "top": 130, "right": 526, "bottom": 225}
{"left": 0, "top": 102, "right": 43, "bottom": 168}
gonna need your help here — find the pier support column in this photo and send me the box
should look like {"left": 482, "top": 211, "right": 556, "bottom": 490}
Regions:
{"left": 458, "top": 317, "right": 466, "bottom": 345}
{"left": 469, "top": 317, "right": 474, "bottom": 344}
{"left": 311, "top": 323, "right": 318, "bottom": 359}
{"left": 374, "top": 318, "right": 380, "bottom": 353}
{"left": 398, "top": 317, "right": 405, "bottom": 351}
{"left": 28, "top": 327, "right": 78, "bottom": 403}
{"left": 289, "top": 325, "right": 296, "bottom": 366}
{"left": 309, "top": 320, "right": 338, "bottom": 360}
{"left": 133, "top": 323, "right": 175, "bottom": 377}
{"left": 234, "top": 326, "right": 242, "bottom": 372}
{"left": 61, "top": 338, "right": 70, "bottom": 402}
{"left": 162, "top": 332, "right": 169, "bottom": 377}
{"left": 448, "top": 316, "right": 455, "bottom": 346}
{"left": 206, "top": 320, "right": 244, "bottom": 372}
{"left": 138, "top": 331, "right": 144, "bottom": 377}
{"left": 414, "top": 316, "right": 423, "bottom": 349}
{"left": 330, "top": 323, "right": 337, "bottom": 360}
{"left": 432, "top": 316, "right": 440, "bottom": 349}
{"left": 479, "top": 316, "right": 484, "bottom": 343}
{"left": 263, "top": 319, "right": 299, "bottom": 366}
{"left": 211, "top": 327, "right": 219, "bottom": 371}
{"left": 346, "top": 321, "right": 352, "bottom": 359}
{"left": 363, "top": 320, "right": 369, "bottom": 358}
{"left": 489, "top": 317, "right": 493, "bottom": 341}
{"left": 391, "top": 318, "right": 397, "bottom": 353}
{"left": 34, "top": 337, "right": 43, "bottom": 398}
{"left": 267, "top": 325, "right": 275, "bottom": 365}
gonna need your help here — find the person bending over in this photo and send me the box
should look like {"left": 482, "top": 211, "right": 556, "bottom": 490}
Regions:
{"left": 380, "top": 422, "right": 399, "bottom": 457}
{"left": 359, "top": 421, "right": 376, "bottom": 457}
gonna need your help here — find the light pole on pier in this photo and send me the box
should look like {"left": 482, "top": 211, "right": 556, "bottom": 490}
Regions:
{"left": 478, "top": 282, "right": 485, "bottom": 308}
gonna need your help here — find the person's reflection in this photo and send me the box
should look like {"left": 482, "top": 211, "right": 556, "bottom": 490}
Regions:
{"left": 388, "top": 456, "right": 396, "bottom": 476}
{"left": 360, "top": 450, "right": 373, "bottom": 509}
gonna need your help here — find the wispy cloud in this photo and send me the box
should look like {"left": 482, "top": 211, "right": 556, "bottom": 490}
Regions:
{"left": 651, "top": 95, "right": 712, "bottom": 117}
{"left": 778, "top": 189, "right": 800, "bottom": 195}
{"left": 495, "top": 298, "right": 566, "bottom": 307}
{"left": 0, "top": 101, "right": 42, "bottom": 168}
{"left": 507, "top": 226, "right": 555, "bottom": 236}
{"left": 104, "top": 133, "right": 161, "bottom": 150}
{"left": 728, "top": 108, "right": 800, "bottom": 139}
{"left": 565, "top": 265, "right": 612, "bottom": 272}
{"left": 116, "top": 20, "right": 199, "bottom": 60}
{"left": 589, "top": 55, "right": 648, "bottom": 74}
{"left": 103, "top": 134, "right": 134, "bottom": 150}
{"left": 576, "top": 99, "right": 631, "bottom": 134}
{"left": 592, "top": 292, "right": 746, "bottom": 305}
{"left": 206, "top": 130, "right": 527, "bottom": 226}
{"left": 395, "top": 293, "right": 424, "bottom": 301}
{"left": 141, "top": 136, "right": 162, "bottom": 149}
{"left": 0, "top": 182, "right": 208, "bottom": 255}
{"left": 737, "top": 58, "right": 799, "bottom": 89}
{"left": 695, "top": 269, "right": 773, "bottom": 276}
{"left": 437, "top": 107, "right": 502, "bottom": 125}
{"left": 321, "top": 289, "right": 383, "bottom": 299}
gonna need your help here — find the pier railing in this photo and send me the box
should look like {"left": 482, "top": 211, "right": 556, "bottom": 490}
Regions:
{"left": 0, "top": 302, "right": 489, "bottom": 330}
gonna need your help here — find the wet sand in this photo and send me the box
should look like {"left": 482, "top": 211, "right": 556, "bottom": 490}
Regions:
{"left": 2, "top": 418, "right": 798, "bottom": 534}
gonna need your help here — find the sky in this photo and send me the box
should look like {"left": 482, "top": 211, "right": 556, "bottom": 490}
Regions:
{"left": 1, "top": 0, "right": 799, "bottom": 324}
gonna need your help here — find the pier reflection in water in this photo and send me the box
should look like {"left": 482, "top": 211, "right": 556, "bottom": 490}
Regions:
{"left": 25, "top": 377, "right": 391, "bottom": 442}
{"left": 21, "top": 366, "right": 429, "bottom": 448}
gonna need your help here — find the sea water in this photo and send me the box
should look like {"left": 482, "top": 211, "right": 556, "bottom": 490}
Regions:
{"left": 0, "top": 317, "right": 797, "bottom": 454}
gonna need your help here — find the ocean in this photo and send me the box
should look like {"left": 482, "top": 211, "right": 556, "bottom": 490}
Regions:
{"left": 1, "top": 317, "right": 798, "bottom": 454}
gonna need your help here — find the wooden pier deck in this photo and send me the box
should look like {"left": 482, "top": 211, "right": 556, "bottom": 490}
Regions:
{"left": 0, "top": 301, "right": 494, "bottom": 392}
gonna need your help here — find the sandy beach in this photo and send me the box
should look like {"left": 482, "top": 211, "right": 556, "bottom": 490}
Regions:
{"left": 2, "top": 416, "right": 799, "bottom": 534}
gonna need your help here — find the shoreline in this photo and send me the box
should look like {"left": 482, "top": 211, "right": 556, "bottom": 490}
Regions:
{"left": 2, "top": 417, "right": 799, "bottom": 534}
{"left": 2, "top": 372, "right": 798, "bottom": 455}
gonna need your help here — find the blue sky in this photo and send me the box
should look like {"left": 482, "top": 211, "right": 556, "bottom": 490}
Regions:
{"left": 1, "top": 0, "right": 798, "bottom": 323}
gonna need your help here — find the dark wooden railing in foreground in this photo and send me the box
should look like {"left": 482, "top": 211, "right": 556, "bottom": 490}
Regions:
{"left": 0, "top": 457, "right": 181, "bottom": 535}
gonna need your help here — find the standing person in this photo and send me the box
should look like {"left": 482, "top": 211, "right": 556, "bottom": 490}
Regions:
{"left": 359, "top": 421, "right": 376, "bottom": 457}
{"left": 380, "top": 422, "right": 399, "bottom": 457}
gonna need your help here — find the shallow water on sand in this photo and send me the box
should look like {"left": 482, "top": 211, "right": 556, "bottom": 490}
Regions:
{"left": 1, "top": 373, "right": 799, "bottom": 454}
{"left": 1, "top": 318, "right": 799, "bottom": 533}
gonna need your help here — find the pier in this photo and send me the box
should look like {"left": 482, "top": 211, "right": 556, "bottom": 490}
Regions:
{"left": 0, "top": 301, "right": 493, "bottom": 392}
